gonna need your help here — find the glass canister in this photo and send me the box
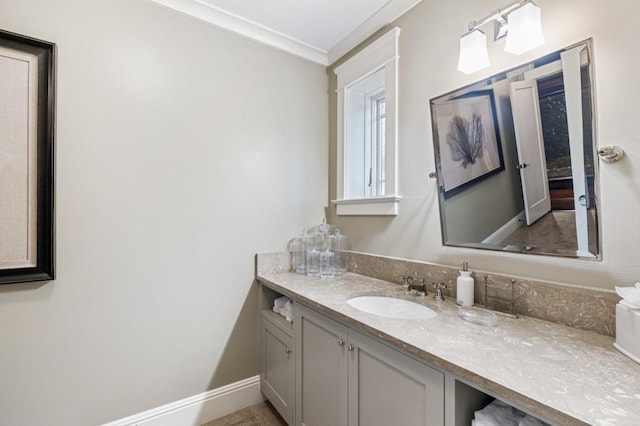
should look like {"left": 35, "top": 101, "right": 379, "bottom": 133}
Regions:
{"left": 287, "top": 233, "right": 311, "bottom": 275}
{"left": 306, "top": 222, "right": 331, "bottom": 277}
{"left": 306, "top": 246, "right": 321, "bottom": 277}
{"left": 320, "top": 250, "right": 335, "bottom": 278}
{"left": 329, "top": 230, "right": 349, "bottom": 276}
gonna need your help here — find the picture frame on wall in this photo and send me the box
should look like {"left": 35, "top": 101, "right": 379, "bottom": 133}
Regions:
{"left": 0, "top": 29, "right": 55, "bottom": 285}
{"left": 431, "top": 90, "right": 504, "bottom": 199}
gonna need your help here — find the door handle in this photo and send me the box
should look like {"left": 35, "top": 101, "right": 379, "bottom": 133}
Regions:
{"left": 516, "top": 163, "right": 528, "bottom": 169}
{"left": 578, "top": 195, "right": 587, "bottom": 207}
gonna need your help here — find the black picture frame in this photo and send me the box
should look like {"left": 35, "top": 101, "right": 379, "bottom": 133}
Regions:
{"left": 0, "top": 29, "right": 55, "bottom": 285}
{"left": 431, "top": 90, "right": 505, "bottom": 199}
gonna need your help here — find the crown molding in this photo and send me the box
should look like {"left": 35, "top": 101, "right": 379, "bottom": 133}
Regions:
{"left": 147, "top": 0, "right": 329, "bottom": 65}
{"left": 148, "top": 0, "right": 423, "bottom": 67}
{"left": 328, "top": 0, "right": 423, "bottom": 65}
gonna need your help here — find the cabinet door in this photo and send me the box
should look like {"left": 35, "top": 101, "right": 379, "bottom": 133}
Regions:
{"left": 295, "top": 304, "right": 348, "bottom": 426}
{"left": 262, "top": 316, "right": 294, "bottom": 425}
{"left": 347, "top": 329, "right": 445, "bottom": 426}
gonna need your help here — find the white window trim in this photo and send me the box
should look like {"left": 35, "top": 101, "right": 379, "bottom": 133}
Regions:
{"left": 366, "top": 91, "right": 385, "bottom": 197}
{"left": 333, "top": 27, "right": 401, "bottom": 216}
{"left": 333, "top": 196, "right": 402, "bottom": 216}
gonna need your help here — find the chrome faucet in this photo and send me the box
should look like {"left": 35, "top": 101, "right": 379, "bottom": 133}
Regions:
{"left": 406, "top": 278, "right": 428, "bottom": 296}
{"left": 432, "top": 282, "right": 447, "bottom": 301}
{"left": 401, "top": 275, "right": 414, "bottom": 291}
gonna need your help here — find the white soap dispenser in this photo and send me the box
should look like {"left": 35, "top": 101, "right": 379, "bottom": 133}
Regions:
{"left": 456, "top": 262, "right": 474, "bottom": 307}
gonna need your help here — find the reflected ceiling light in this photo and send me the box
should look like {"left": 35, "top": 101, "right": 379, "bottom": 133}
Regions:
{"left": 457, "top": 30, "right": 490, "bottom": 74}
{"left": 504, "top": 2, "right": 545, "bottom": 54}
{"left": 457, "top": 0, "right": 544, "bottom": 74}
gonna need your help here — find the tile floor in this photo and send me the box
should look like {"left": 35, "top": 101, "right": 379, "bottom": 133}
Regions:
{"left": 201, "top": 401, "right": 287, "bottom": 426}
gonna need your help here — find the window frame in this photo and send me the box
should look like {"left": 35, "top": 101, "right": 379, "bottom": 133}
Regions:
{"left": 333, "top": 27, "right": 401, "bottom": 216}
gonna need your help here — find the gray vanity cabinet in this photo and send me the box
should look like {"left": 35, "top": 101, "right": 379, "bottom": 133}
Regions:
{"left": 295, "top": 302, "right": 348, "bottom": 426}
{"left": 261, "top": 310, "right": 295, "bottom": 425}
{"left": 295, "top": 303, "right": 445, "bottom": 426}
{"left": 347, "top": 328, "right": 445, "bottom": 425}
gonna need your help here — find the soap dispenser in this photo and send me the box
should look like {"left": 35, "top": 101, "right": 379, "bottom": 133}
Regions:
{"left": 456, "top": 262, "right": 474, "bottom": 307}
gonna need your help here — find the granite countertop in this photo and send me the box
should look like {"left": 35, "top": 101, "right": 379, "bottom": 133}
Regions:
{"left": 257, "top": 271, "right": 640, "bottom": 426}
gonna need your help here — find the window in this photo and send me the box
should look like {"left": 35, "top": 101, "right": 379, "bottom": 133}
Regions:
{"left": 333, "top": 27, "right": 400, "bottom": 216}
{"left": 368, "top": 92, "right": 385, "bottom": 197}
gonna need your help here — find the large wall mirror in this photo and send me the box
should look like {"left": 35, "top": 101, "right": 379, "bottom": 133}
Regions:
{"left": 430, "top": 40, "right": 599, "bottom": 259}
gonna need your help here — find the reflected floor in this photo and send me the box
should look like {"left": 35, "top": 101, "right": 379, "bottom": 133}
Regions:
{"left": 201, "top": 401, "right": 287, "bottom": 426}
{"left": 500, "top": 211, "right": 579, "bottom": 252}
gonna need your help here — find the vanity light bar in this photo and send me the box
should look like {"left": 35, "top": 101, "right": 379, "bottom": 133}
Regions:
{"left": 458, "top": 0, "right": 544, "bottom": 74}
{"left": 466, "top": 0, "right": 529, "bottom": 36}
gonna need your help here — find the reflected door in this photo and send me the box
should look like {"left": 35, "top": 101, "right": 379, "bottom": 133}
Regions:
{"left": 561, "top": 45, "right": 594, "bottom": 258}
{"left": 510, "top": 80, "right": 551, "bottom": 225}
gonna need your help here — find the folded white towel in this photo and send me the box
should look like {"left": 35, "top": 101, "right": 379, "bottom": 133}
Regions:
{"left": 273, "top": 296, "right": 293, "bottom": 323}
{"left": 273, "top": 296, "right": 290, "bottom": 315}
{"left": 473, "top": 399, "right": 525, "bottom": 426}
{"left": 283, "top": 300, "right": 293, "bottom": 323}
{"left": 616, "top": 285, "right": 640, "bottom": 306}
{"left": 473, "top": 400, "right": 549, "bottom": 426}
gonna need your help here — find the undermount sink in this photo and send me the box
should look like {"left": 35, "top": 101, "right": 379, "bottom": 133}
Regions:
{"left": 347, "top": 296, "right": 437, "bottom": 320}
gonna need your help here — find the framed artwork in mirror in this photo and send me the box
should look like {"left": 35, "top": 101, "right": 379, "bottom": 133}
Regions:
{"left": 0, "top": 29, "right": 55, "bottom": 285}
{"left": 431, "top": 90, "right": 505, "bottom": 199}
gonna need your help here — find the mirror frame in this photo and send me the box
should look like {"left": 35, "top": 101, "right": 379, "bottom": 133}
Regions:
{"left": 429, "top": 39, "right": 600, "bottom": 260}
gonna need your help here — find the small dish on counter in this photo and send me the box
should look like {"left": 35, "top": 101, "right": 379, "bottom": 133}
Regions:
{"left": 458, "top": 306, "right": 497, "bottom": 327}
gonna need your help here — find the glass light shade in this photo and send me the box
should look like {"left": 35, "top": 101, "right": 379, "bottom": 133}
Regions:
{"left": 457, "top": 29, "right": 490, "bottom": 74}
{"left": 504, "top": 2, "right": 545, "bottom": 54}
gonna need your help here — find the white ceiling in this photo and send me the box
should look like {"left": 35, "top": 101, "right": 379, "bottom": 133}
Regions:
{"left": 198, "top": 0, "right": 391, "bottom": 52}
{"left": 149, "top": 0, "right": 423, "bottom": 65}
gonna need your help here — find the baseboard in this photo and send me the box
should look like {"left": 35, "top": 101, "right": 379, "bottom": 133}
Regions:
{"left": 103, "top": 375, "right": 264, "bottom": 426}
{"left": 482, "top": 211, "right": 525, "bottom": 244}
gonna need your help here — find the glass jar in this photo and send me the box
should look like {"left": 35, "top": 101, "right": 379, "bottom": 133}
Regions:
{"left": 329, "top": 230, "right": 349, "bottom": 276}
{"left": 287, "top": 233, "right": 311, "bottom": 275}
{"left": 306, "top": 248, "right": 321, "bottom": 277}
{"left": 320, "top": 250, "right": 335, "bottom": 278}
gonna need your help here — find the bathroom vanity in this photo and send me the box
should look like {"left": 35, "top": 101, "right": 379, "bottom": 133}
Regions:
{"left": 257, "top": 254, "right": 640, "bottom": 426}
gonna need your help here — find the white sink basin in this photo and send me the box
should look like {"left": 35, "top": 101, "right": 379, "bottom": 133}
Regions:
{"left": 347, "top": 296, "right": 437, "bottom": 320}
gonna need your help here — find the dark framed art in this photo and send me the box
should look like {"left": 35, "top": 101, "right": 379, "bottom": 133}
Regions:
{"left": 431, "top": 90, "right": 504, "bottom": 199}
{"left": 0, "top": 29, "right": 55, "bottom": 285}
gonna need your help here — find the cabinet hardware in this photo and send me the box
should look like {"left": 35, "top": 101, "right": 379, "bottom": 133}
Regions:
{"left": 347, "top": 344, "right": 354, "bottom": 351}
{"left": 338, "top": 339, "right": 345, "bottom": 346}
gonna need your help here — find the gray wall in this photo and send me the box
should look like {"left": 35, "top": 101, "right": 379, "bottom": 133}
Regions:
{"left": 329, "top": 0, "right": 640, "bottom": 290}
{"left": 0, "top": 0, "right": 327, "bottom": 424}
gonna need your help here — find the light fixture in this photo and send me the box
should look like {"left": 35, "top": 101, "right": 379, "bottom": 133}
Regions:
{"left": 504, "top": 2, "right": 545, "bottom": 54}
{"left": 457, "top": 0, "right": 544, "bottom": 74}
{"left": 457, "top": 29, "right": 490, "bottom": 74}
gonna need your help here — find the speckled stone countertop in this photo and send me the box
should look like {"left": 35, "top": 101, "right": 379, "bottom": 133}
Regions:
{"left": 257, "top": 271, "right": 640, "bottom": 426}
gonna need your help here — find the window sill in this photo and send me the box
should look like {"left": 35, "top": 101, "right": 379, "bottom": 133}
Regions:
{"left": 332, "top": 196, "right": 401, "bottom": 216}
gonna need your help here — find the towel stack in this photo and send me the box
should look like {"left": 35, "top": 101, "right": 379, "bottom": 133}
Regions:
{"left": 273, "top": 296, "right": 293, "bottom": 323}
{"left": 615, "top": 283, "right": 640, "bottom": 309}
{"left": 472, "top": 399, "right": 549, "bottom": 426}
{"left": 614, "top": 283, "right": 640, "bottom": 363}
